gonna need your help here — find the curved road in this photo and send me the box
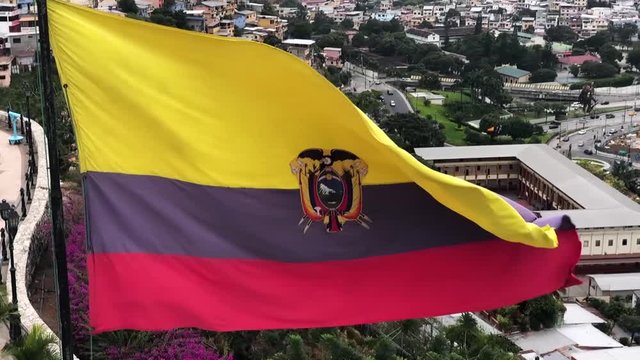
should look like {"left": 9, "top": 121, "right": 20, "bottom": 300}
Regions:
{"left": 547, "top": 107, "right": 640, "bottom": 168}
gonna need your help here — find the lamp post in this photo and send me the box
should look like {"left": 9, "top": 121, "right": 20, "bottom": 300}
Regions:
{"left": 0, "top": 199, "right": 10, "bottom": 263}
{"left": 6, "top": 208, "right": 21, "bottom": 342}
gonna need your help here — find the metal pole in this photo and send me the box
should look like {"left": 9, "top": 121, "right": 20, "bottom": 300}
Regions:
{"left": 0, "top": 228, "right": 6, "bottom": 262}
{"left": 8, "top": 228, "right": 20, "bottom": 342}
{"left": 36, "top": 0, "right": 73, "bottom": 358}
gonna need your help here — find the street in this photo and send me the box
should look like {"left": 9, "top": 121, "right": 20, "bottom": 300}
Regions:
{"left": 349, "top": 71, "right": 413, "bottom": 115}
{"left": 547, "top": 108, "right": 640, "bottom": 168}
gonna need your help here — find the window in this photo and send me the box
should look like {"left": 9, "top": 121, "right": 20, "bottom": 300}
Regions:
{"left": 455, "top": 166, "right": 459, "bottom": 172}
{"left": 465, "top": 169, "right": 469, "bottom": 176}
{"left": 27, "top": 35, "right": 33, "bottom": 39}
{"left": 498, "top": 165, "right": 502, "bottom": 170}
{"left": 595, "top": 240, "right": 601, "bottom": 247}
{"left": 477, "top": 166, "right": 480, "bottom": 170}
{"left": 11, "top": 38, "right": 20, "bottom": 44}
{"left": 608, "top": 239, "right": 614, "bottom": 246}
{"left": 509, "top": 164, "right": 513, "bottom": 170}
{"left": 0, "top": 75, "right": 5, "bottom": 80}
{"left": 637, "top": 238, "right": 640, "bottom": 245}
{"left": 583, "top": 240, "right": 589, "bottom": 248}
{"left": 623, "top": 239, "right": 628, "bottom": 246}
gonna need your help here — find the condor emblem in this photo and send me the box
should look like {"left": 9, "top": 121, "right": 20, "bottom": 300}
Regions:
{"left": 290, "top": 149, "right": 372, "bottom": 233}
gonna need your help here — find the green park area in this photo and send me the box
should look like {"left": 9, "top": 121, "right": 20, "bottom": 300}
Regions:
{"left": 408, "top": 90, "right": 471, "bottom": 146}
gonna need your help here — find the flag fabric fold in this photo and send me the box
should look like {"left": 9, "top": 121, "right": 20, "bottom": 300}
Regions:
{"left": 48, "top": 0, "right": 581, "bottom": 333}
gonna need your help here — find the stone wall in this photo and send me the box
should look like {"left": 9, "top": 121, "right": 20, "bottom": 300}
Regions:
{"left": 3, "top": 114, "right": 74, "bottom": 357}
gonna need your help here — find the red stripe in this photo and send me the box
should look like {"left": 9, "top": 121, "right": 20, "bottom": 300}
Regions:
{"left": 88, "top": 230, "right": 581, "bottom": 333}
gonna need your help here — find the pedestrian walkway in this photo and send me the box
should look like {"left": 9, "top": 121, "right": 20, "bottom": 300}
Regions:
{"left": 0, "top": 120, "right": 27, "bottom": 355}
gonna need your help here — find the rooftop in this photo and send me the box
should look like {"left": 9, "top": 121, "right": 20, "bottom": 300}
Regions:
{"left": 283, "top": 39, "right": 316, "bottom": 46}
{"left": 588, "top": 273, "right": 640, "bottom": 292}
{"left": 571, "top": 347, "right": 640, "bottom": 360}
{"left": 200, "top": 0, "right": 226, "bottom": 7}
{"left": 414, "top": 145, "right": 640, "bottom": 229}
{"left": 510, "top": 324, "right": 621, "bottom": 355}
{"left": 495, "top": 66, "right": 531, "bottom": 78}
{"left": 559, "top": 54, "right": 601, "bottom": 65}
{"left": 562, "top": 303, "right": 605, "bottom": 325}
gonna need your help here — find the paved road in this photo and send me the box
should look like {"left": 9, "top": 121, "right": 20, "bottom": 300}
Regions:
{"left": 547, "top": 108, "right": 640, "bottom": 168}
{"left": 349, "top": 72, "right": 413, "bottom": 115}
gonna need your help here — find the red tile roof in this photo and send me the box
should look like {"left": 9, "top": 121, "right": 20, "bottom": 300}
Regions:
{"left": 559, "top": 54, "right": 601, "bottom": 65}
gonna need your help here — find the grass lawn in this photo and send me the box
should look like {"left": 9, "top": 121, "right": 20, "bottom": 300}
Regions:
{"left": 409, "top": 95, "right": 467, "bottom": 145}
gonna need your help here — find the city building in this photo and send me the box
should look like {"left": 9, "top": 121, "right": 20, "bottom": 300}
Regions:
{"left": 558, "top": 54, "right": 601, "bottom": 70}
{"left": 587, "top": 273, "right": 640, "bottom": 298}
{"left": 495, "top": 66, "right": 531, "bottom": 84}
{"left": 282, "top": 39, "right": 316, "bottom": 65}
{"left": 322, "top": 47, "right": 342, "bottom": 68}
{"left": 405, "top": 28, "right": 441, "bottom": 47}
{"left": 414, "top": 145, "right": 640, "bottom": 266}
{"left": 0, "top": 3, "right": 21, "bottom": 34}
{"left": 256, "top": 15, "right": 285, "bottom": 39}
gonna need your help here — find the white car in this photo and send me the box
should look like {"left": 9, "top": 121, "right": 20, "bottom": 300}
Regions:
{"left": 390, "top": 100, "right": 396, "bottom": 107}
{"left": 578, "top": 130, "right": 586, "bottom": 135}
{"left": 578, "top": 141, "right": 584, "bottom": 147}
{"left": 374, "top": 80, "right": 381, "bottom": 85}
{"left": 570, "top": 102, "right": 581, "bottom": 109}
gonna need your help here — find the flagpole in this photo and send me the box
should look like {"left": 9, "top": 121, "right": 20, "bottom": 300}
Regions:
{"left": 35, "top": 0, "right": 74, "bottom": 359}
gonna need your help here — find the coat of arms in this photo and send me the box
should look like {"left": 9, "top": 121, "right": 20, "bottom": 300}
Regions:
{"left": 290, "top": 149, "right": 372, "bottom": 233}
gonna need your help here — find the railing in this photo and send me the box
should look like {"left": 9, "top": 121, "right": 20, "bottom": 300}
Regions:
{"left": 1, "top": 109, "right": 38, "bottom": 342}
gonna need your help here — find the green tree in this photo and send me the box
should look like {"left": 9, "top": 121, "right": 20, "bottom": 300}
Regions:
{"left": 117, "top": 0, "right": 138, "bottom": 14}
{"left": 348, "top": 91, "right": 389, "bottom": 122}
{"left": 569, "top": 64, "right": 580, "bottom": 77}
{"left": 316, "top": 32, "right": 347, "bottom": 48}
{"left": 418, "top": 71, "right": 441, "bottom": 90}
{"left": 320, "top": 334, "right": 365, "bottom": 360}
{"left": 522, "top": 294, "right": 565, "bottom": 330}
{"left": 285, "top": 334, "right": 308, "bottom": 360}
{"left": 627, "top": 47, "right": 640, "bottom": 70}
{"left": 281, "top": 0, "right": 299, "bottom": 7}
{"left": 530, "top": 69, "right": 557, "bottom": 83}
{"left": 619, "top": 315, "right": 640, "bottom": 340}
{"left": 374, "top": 337, "right": 396, "bottom": 360}
{"left": 544, "top": 26, "right": 578, "bottom": 43}
{"left": 4, "top": 325, "right": 61, "bottom": 360}
{"left": 312, "top": 11, "right": 335, "bottom": 34}
{"left": 604, "top": 299, "right": 632, "bottom": 323}
{"left": 261, "top": 2, "right": 278, "bottom": 16}
{"left": 598, "top": 43, "right": 623, "bottom": 65}
{"left": 378, "top": 112, "right": 446, "bottom": 151}
{"left": 264, "top": 34, "right": 282, "bottom": 47}
{"left": 474, "top": 13, "right": 483, "bottom": 34}
{"left": 340, "top": 18, "right": 354, "bottom": 30}
{"left": 351, "top": 33, "right": 367, "bottom": 47}
{"left": 288, "top": 19, "right": 312, "bottom": 39}
{"left": 581, "top": 61, "right": 618, "bottom": 78}
{"left": 418, "top": 20, "right": 433, "bottom": 29}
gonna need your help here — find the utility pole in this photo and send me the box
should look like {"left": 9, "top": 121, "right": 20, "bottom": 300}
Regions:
{"left": 35, "top": 0, "right": 73, "bottom": 359}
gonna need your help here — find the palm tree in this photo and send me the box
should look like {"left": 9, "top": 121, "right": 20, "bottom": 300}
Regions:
{"left": 0, "top": 297, "right": 17, "bottom": 323}
{"left": 3, "top": 325, "right": 61, "bottom": 360}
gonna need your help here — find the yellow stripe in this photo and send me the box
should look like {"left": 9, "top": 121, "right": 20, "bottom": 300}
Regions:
{"left": 48, "top": 0, "right": 558, "bottom": 249}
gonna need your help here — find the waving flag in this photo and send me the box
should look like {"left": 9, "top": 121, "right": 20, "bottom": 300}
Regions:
{"left": 48, "top": 0, "right": 580, "bottom": 333}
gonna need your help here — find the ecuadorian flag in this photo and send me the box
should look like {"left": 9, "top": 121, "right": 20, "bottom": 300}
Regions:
{"left": 48, "top": 0, "right": 580, "bottom": 332}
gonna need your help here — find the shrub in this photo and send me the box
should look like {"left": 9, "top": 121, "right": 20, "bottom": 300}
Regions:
{"left": 423, "top": 99, "right": 431, "bottom": 106}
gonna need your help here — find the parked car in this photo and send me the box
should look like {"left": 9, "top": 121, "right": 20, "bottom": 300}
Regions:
{"left": 379, "top": 95, "right": 384, "bottom": 101}
{"left": 374, "top": 80, "right": 381, "bottom": 85}
{"left": 563, "top": 137, "right": 570, "bottom": 142}
{"left": 390, "top": 100, "right": 396, "bottom": 107}
{"left": 578, "top": 130, "right": 586, "bottom": 135}
{"left": 609, "top": 128, "right": 617, "bottom": 134}
{"left": 583, "top": 149, "right": 594, "bottom": 155}
{"left": 570, "top": 102, "right": 581, "bottom": 109}
{"left": 578, "top": 141, "right": 584, "bottom": 147}
{"left": 589, "top": 115, "right": 600, "bottom": 119}
{"left": 387, "top": 89, "right": 393, "bottom": 95}
{"left": 606, "top": 113, "right": 615, "bottom": 119}
{"left": 634, "top": 107, "right": 640, "bottom": 112}
{"left": 549, "top": 124, "right": 559, "bottom": 129}
{"left": 601, "top": 101, "right": 610, "bottom": 105}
